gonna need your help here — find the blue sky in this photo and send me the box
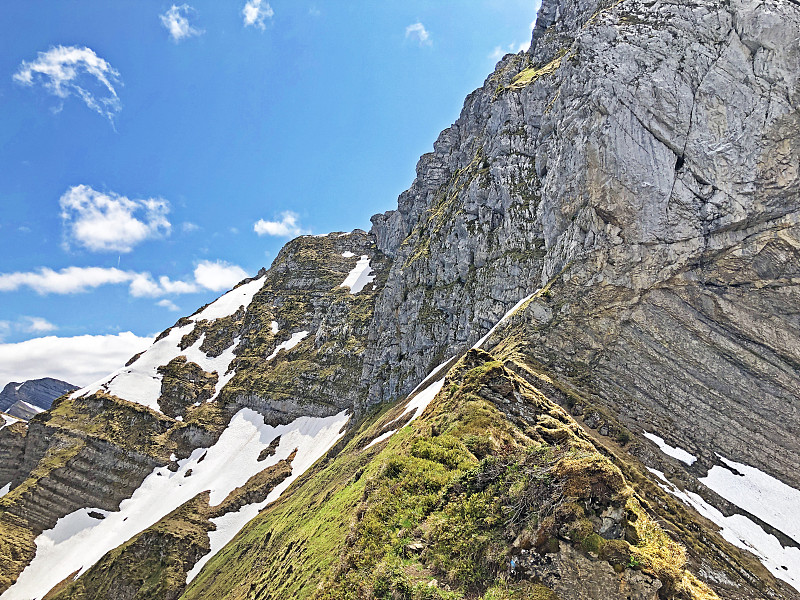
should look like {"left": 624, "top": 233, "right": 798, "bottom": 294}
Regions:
{"left": 0, "top": 0, "right": 540, "bottom": 386}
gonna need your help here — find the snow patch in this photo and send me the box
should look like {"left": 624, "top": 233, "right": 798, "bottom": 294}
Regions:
{"left": 18, "top": 401, "right": 45, "bottom": 414}
{"left": 643, "top": 431, "right": 697, "bottom": 465}
{"left": 266, "top": 331, "right": 309, "bottom": 361}
{"left": 74, "top": 327, "right": 239, "bottom": 412}
{"left": 1, "top": 414, "right": 21, "bottom": 429}
{"left": 270, "top": 320, "right": 279, "bottom": 334}
{"left": 1, "top": 408, "right": 349, "bottom": 600}
{"left": 193, "top": 276, "right": 265, "bottom": 322}
{"left": 473, "top": 292, "right": 537, "bottom": 348}
{"left": 701, "top": 456, "right": 800, "bottom": 546}
{"left": 400, "top": 378, "right": 446, "bottom": 425}
{"left": 71, "top": 277, "right": 265, "bottom": 413}
{"left": 0, "top": 482, "right": 10, "bottom": 498}
{"left": 185, "top": 408, "right": 349, "bottom": 582}
{"left": 339, "top": 255, "right": 374, "bottom": 294}
{"left": 365, "top": 430, "right": 397, "bottom": 450}
{"left": 341, "top": 251, "right": 355, "bottom": 258}
{"left": 646, "top": 467, "right": 668, "bottom": 483}
{"left": 656, "top": 473, "right": 800, "bottom": 591}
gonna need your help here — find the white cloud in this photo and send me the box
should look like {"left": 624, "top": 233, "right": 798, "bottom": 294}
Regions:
{"left": 128, "top": 273, "right": 199, "bottom": 298}
{"left": 242, "top": 0, "right": 274, "bottom": 30}
{"left": 0, "top": 266, "right": 136, "bottom": 295}
{"left": 193, "top": 260, "right": 248, "bottom": 291}
{"left": 21, "top": 317, "right": 57, "bottom": 333}
{"left": 13, "top": 45, "right": 122, "bottom": 122}
{"left": 0, "top": 261, "right": 249, "bottom": 298}
{"left": 181, "top": 221, "right": 200, "bottom": 233}
{"left": 253, "top": 211, "right": 308, "bottom": 237}
{"left": 0, "top": 322, "right": 10, "bottom": 342}
{"left": 0, "top": 332, "right": 152, "bottom": 390}
{"left": 160, "top": 4, "right": 204, "bottom": 42}
{"left": 60, "top": 185, "right": 171, "bottom": 253}
{"left": 405, "top": 22, "right": 431, "bottom": 46}
{"left": 157, "top": 299, "right": 181, "bottom": 311}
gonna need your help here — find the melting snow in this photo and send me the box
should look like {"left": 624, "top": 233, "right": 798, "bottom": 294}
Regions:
{"left": 1, "top": 414, "right": 21, "bottom": 430}
{"left": 341, "top": 251, "right": 355, "bottom": 258}
{"left": 1, "top": 408, "right": 348, "bottom": 600}
{"left": 339, "top": 255, "right": 374, "bottom": 294}
{"left": 74, "top": 328, "right": 239, "bottom": 413}
{"left": 655, "top": 472, "right": 800, "bottom": 591}
{"left": 400, "top": 379, "right": 446, "bottom": 425}
{"left": 266, "top": 331, "right": 309, "bottom": 361}
{"left": 473, "top": 292, "right": 537, "bottom": 349}
{"left": 643, "top": 432, "right": 697, "bottom": 465}
{"left": 186, "top": 409, "right": 349, "bottom": 582}
{"left": 0, "top": 482, "right": 10, "bottom": 498}
{"left": 18, "top": 401, "right": 45, "bottom": 414}
{"left": 364, "top": 430, "right": 397, "bottom": 450}
{"left": 192, "top": 276, "right": 265, "bottom": 322}
{"left": 72, "top": 277, "right": 265, "bottom": 414}
{"left": 701, "top": 456, "right": 800, "bottom": 546}
{"left": 270, "top": 320, "right": 279, "bottom": 334}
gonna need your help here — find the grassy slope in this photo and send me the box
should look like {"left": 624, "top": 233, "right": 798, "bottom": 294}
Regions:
{"left": 181, "top": 349, "right": 720, "bottom": 600}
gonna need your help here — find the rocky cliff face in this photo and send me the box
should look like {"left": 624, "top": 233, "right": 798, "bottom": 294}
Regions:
{"left": 0, "top": 0, "right": 798, "bottom": 598}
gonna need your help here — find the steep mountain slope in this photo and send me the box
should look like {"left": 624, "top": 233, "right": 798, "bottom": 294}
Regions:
{"left": 0, "top": 0, "right": 798, "bottom": 598}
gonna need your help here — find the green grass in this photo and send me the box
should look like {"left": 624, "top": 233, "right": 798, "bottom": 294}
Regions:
{"left": 181, "top": 349, "right": 712, "bottom": 600}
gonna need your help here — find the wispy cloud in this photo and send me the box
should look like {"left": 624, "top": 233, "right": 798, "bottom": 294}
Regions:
{"left": 405, "top": 22, "right": 431, "bottom": 46}
{"left": 60, "top": 185, "right": 171, "bottom": 253}
{"left": 0, "top": 262, "right": 249, "bottom": 298}
{"left": 181, "top": 221, "right": 200, "bottom": 233}
{"left": 243, "top": 0, "right": 274, "bottom": 30}
{"left": 13, "top": 45, "right": 122, "bottom": 122}
{"left": 157, "top": 299, "right": 181, "bottom": 311}
{"left": 0, "top": 332, "right": 152, "bottom": 389}
{"left": 0, "top": 316, "right": 58, "bottom": 340}
{"left": 490, "top": 21, "right": 536, "bottom": 60}
{"left": 160, "top": 4, "right": 204, "bottom": 42}
{"left": 253, "top": 211, "right": 308, "bottom": 237}
{"left": 128, "top": 273, "right": 199, "bottom": 297}
{"left": 21, "top": 316, "right": 58, "bottom": 333}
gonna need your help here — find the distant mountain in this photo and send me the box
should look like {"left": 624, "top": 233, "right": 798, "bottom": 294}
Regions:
{"left": 0, "top": 378, "right": 78, "bottom": 417}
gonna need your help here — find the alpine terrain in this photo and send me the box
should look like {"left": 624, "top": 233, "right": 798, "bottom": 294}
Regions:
{"left": 1, "top": 0, "right": 799, "bottom": 598}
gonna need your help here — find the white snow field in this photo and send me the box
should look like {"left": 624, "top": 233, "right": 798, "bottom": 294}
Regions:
{"left": 72, "top": 276, "right": 265, "bottom": 413}
{"left": 643, "top": 431, "right": 697, "bottom": 465}
{"left": 339, "top": 255, "right": 375, "bottom": 294}
{"left": 701, "top": 456, "right": 800, "bottom": 546}
{"left": 655, "top": 470, "right": 800, "bottom": 591}
{"left": 0, "top": 482, "right": 10, "bottom": 498}
{"left": 186, "top": 408, "right": 348, "bottom": 582}
{"left": 1, "top": 408, "right": 349, "bottom": 600}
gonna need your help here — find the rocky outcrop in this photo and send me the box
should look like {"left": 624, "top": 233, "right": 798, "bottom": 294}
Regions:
{"left": 0, "top": 378, "right": 77, "bottom": 414}
{"left": 157, "top": 357, "right": 219, "bottom": 419}
{"left": 221, "top": 230, "right": 391, "bottom": 424}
